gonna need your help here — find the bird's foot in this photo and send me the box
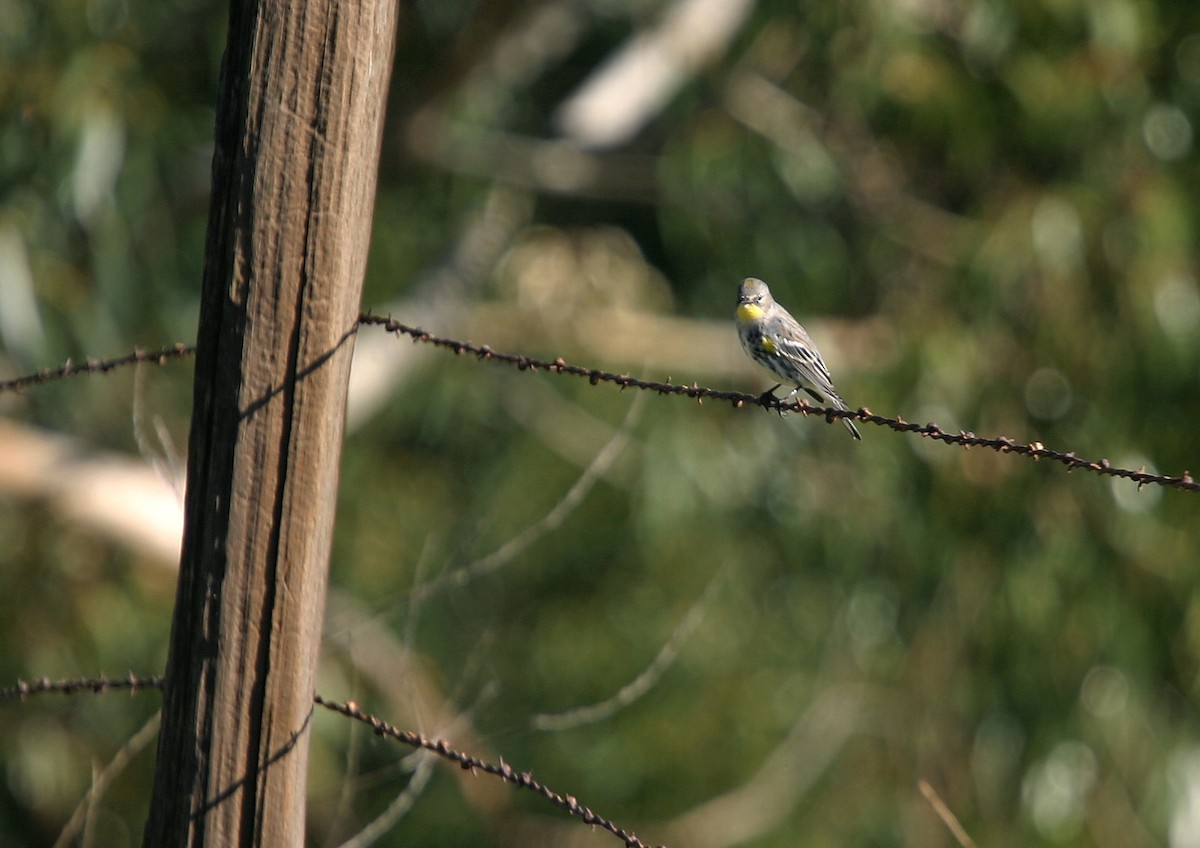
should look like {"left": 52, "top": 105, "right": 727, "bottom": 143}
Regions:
{"left": 759, "top": 386, "right": 787, "bottom": 417}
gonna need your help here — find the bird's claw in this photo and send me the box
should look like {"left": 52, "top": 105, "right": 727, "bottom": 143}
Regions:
{"left": 759, "top": 387, "right": 787, "bottom": 417}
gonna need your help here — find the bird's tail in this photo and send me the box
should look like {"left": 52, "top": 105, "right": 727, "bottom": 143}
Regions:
{"left": 827, "top": 391, "right": 863, "bottom": 441}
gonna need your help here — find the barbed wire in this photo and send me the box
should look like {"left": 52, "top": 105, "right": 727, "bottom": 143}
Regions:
{"left": 0, "top": 675, "right": 663, "bottom": 848}
{"left": 312, "top": 694, "right": 663, "bottom": 848}
{"left": 1, "top": 320, "right": 1194, "bottom": 493}
{"left": 0, "top": 344, "right": 195, "bottom": 394}
{"left": 359, "top": 314, "right": 1199, "bottom": 494}
{"left": 0, "top": 673, "right": 165, "bottom": 699}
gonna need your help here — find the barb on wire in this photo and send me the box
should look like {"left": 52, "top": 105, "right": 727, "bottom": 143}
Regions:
{"left": 359, "top": 313, "right": 1198, "bottom": 494}
{"left": 0, "top": 345, "right": 195, "bottom": 394}
{"left": 0, "top": 673, "right": 164, "bottom": 700}
{"left": 2, "top": 676, "right": 664, "bottom": 848}
{"left": 313, "top": 693, "right": 664, "bottom": 848}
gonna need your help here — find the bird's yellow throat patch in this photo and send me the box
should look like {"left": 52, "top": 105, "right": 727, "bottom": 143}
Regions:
{"left": 737, "top": 303, "right": 765, "bottom": 321}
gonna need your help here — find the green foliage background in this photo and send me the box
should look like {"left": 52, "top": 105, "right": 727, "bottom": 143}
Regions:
{"left": 2, "top": 0, "right": 1199, "bottom": 846}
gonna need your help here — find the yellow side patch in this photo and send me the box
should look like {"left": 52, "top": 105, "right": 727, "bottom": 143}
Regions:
{"left": 737, "top": 303, "right": 765, "bottom": 321}
{"left": 761, "top": 336, "right": 777, "bottom": 354}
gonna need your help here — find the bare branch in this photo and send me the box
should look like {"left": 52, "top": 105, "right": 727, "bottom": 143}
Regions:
{"left": 918, "top": 780, "right": 978, "bottom": 848}
{"left": 531, "top": 562, "right": 727, "bottom": 731}
{"left": 53, "top": 712, "right": 163, "bottom": 848}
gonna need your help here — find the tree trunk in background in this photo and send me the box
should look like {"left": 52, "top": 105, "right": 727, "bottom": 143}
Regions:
{"left": 142, "top": 0, "right": 397, "bottom": 844}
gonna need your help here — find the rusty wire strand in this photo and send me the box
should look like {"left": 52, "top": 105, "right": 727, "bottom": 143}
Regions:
{"left": 0, "top": 673, "right": 165, "bottom": 699}
{"left": 0, "top": 345, "right": 195, "bottom": 394}
{"left": 312, "top": 693, "right": 664, "bottom": 848}
{"left": 1, "top": 320, "right": 1194, "bottom": 494}
{"left": 1, "top": 676, "right": 664, "bottom": 848}
{"left": 360, "top": 313, "right": 1199, "bottom": 494}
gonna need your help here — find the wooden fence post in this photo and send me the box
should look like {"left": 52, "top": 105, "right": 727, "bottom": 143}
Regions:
{"left": 142, "top": 0, "right": 397, "bottom": 844}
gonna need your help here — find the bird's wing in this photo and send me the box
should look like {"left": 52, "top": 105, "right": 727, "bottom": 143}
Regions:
{"left": 772, "top": 329, "right": 847, "bottom": 409}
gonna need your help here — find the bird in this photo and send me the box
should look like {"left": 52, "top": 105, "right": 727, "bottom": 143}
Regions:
{"left": 735, "top": 276, "right": 862, "bottom": 440}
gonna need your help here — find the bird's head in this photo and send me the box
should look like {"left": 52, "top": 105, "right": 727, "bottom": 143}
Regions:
{"left": 736, "top": 277, "right": 772, "bottom": 321}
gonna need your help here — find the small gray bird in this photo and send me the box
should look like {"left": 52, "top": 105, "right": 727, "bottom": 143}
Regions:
{"left": 735, "top": 276, "right": 862, "bottom": 440}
